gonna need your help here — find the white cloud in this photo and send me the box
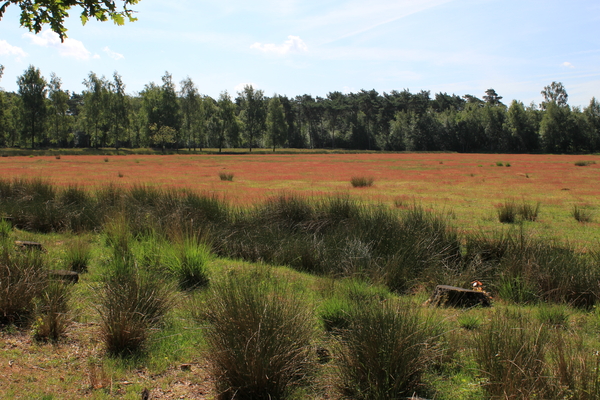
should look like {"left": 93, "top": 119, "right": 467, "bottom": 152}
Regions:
{"left": 561, "top": 61, "right": 575, "bottom": 68}
{"left": 23, "top": 29, "right": 91, "bottom": 60}
{"left": 103, "top": 47, "right": 125, "bottom": 60}
{"left": 250, "top": 35, "right": 308, "bottom": 55}
{"left": 0, "top": 40, "right": 27, "bottom": 59}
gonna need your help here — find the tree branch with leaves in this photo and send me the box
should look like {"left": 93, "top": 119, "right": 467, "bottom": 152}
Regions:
{"left": 0, "top": 0, "right": 141, "bottom": 41}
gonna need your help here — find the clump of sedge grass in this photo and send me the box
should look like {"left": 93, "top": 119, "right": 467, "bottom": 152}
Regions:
{"left": 0, "top": 244, "right": 47, "bottom": 325}
{"left": 219, "top": 171, "right": 234, "bottom": 181}
{"left": 319, "top": 278, "right": 390, "bottom": 332}
{"left": 474, "top": 308, "right": 552, "bottom": 399}
{"left": 350, "top": 176, "right": 374, "bottom": 188}
{"left": 458, "top": 313, "right": 481, "bottom": 330}
{"left": 205, "top": 268, "right": 317, "bottom": 400}
{"left": 497, "top": 199, "right": 541, "bottom": 223}
{"left": 574, "top": 160, "right": 596, "bottom": 167}
{"left": 104, "top": 157, "right": 109, "bottom": 162}
{"left": 519, "top": 200, "right": 541, "bottom": 222}
{"left": 97, "top": 263, "right": 173, "bottom": 356}
{"left": 0, "top": 218, "right": 12, "bottom": 239}
{"left": 497, "top": 200, "right": 518, "bottom": 223}
{"left": 572, "top": 205, "right": 594, "bottom": 223}
{"left": 33, "top": 280, "right": 71, "bottom": 342}
{"left": 550, "top": 331, "right": 600, "bottom": 399}
{"left": 64, "top": 238, "right": 92, "bottom": 273}
{"left": 167, "top": 236, "right": 211, "bottom": 291}
{"left": 496, "top": 161, "right": 504, "bottom": 166}
{"left": 336, "top": 299, "right": 441, "bottom": 399}
{"left": 537, "top": 303, "right": 570, "bottom": 329}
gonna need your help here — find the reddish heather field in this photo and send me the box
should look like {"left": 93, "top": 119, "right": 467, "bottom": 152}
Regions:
{"left": 2, "top": 152, "right": 599, "bottom": 245}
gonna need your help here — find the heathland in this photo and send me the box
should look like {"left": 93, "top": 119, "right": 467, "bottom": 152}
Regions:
{"left": 0, "top": 151, "right": 599, "bottom": 399}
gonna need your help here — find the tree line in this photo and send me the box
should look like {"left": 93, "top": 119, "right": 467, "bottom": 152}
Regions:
{"left": 1, "top": 64, "right": 599, "bottom": 153}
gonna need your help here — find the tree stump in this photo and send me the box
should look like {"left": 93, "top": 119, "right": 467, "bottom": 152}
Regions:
{"left": 14, "top": 240, "right": 46, "bottom": 252}
{"left": 426, "top": 285, "right": 491, "bottom": 308}
{"left": 48, "top": 270, "right": 79, "bottom": 284}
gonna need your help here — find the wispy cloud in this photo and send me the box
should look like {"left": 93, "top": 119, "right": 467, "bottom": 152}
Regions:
{"left": 0, "top": 40, "right": 27, "bottom": 60}
{"left": 561, "top": 61, "right": 575, "bottom": 68}
{"left": 304, "top": 0, "right": 455, "bottom": 44}
{"left": 251, "top": 35, "right": 308, "bottom": 55}
{"left": 103, "top": 47, "right": 125, "bottom": 60}
{"left": 23, "top": 29, "right": 91, "bottom": 60}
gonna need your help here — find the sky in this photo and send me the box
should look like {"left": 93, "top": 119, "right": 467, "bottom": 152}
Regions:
{"left": 0, "top": 0, "right": 599, "bottom": 107}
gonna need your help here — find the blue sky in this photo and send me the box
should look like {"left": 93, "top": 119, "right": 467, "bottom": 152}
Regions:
{"left": 0, "top": 0, "right": 599, "bottom": 107}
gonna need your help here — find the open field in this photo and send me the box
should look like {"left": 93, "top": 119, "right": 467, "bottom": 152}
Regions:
{"left": 1, "top": 151, "right": 599, "bottom": 248}
{"left": 1, "top": 152, "right": 600, "bottom": 399}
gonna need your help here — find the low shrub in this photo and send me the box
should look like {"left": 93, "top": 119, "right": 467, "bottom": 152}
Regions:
{"left": 218, "top": 171, "right": 234, "bottom": 181}
{"left": 205, "top": 269, "right": 317, "bottom": 399}
{"left": 350, "top": 176, "right": 374, "bottom": 188}
{"left": 336, "top": 299, "right": 441, "bottom": 399}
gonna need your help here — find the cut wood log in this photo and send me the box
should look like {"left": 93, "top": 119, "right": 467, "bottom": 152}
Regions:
{"left": 14, "top": 240, "right": 45, "bottom": 252}
{"left": 48, "top": 270, "right": 79, "bottom": 284}
{"left": 426, "top": 285, "right": 491, "bottom": 308}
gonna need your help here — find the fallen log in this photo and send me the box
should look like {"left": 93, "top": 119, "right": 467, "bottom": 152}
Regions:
{"left": 426, "top": 285, "right": 491, "bottom": 308}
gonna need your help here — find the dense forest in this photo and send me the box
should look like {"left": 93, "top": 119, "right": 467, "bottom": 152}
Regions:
{"left": 1, "top": 64, "right": 599, "bottom": 153}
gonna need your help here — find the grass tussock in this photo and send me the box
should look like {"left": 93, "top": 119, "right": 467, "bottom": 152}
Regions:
{"left": 474, "top": 309, "right": 552, "bottom": 399}
{"left": 64, "top": 237, "right": 92, "bottom": 273}
{"left": 97, "top": 267, "right": 173, "bottom": 356}
{"left": 574, "top": 160, "right": 597, "bottom": 166}
{"left": 219, "top": 171, "right": 234, "bottom": 181}
{"left": 336, "top": 298, "right": 441, "bottom": 399}
{"left": 166, "top": 235, "right": 211, "bottom": 291}
{"left": 0, "top": 243, "right": 47, "bottom": 325}
{"left": 350, "top": 176, "right": 374, "bottom": 188}
{"left": 466, "top": 229, "right": 600, "bottom": 307}
{"left": 205, "top": 268, "right": 317, "bottom": 400}
{"left": 98, "top": 221, "right": 173, "bottom": 356}
{"left": 318, "top": 278, "right": 391, "bottom": 332}
{"left": 572, "top": 204, "right": 594, "bottom": 223}
{"left": 32, "top": 280, "right": 71, "bottom": 342}
{"left": 497, "top": 199, "right": 541, "bottom": 223}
